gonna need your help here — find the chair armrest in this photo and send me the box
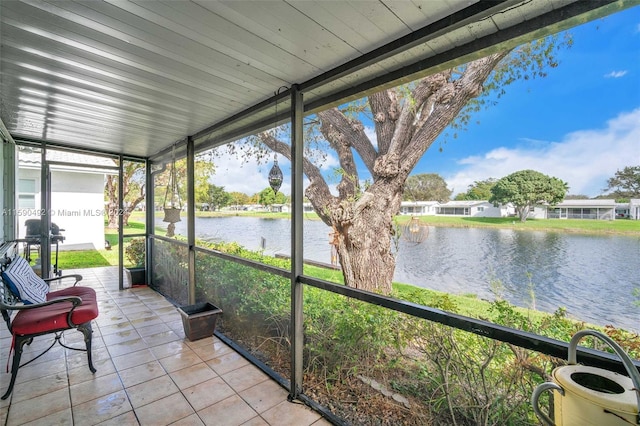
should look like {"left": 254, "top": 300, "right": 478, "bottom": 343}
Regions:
{"left": 0, "top": 295, "right": 82, "bottom": 311}
{"left": 44, "top": 274, "right": 83, "bottom": 287}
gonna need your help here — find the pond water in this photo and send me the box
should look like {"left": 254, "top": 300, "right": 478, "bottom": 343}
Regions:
{"left": 166, "top": 216, "right": 640, "bottom": 333}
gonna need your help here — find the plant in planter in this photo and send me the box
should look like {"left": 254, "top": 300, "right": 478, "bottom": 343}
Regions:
{"left": 124, "top": 237, "right": 146, "bottom": 286}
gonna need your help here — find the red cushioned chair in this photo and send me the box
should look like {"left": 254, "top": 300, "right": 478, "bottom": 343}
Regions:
{"left": 0, "top": 253, "right": 99, "bottom": 400}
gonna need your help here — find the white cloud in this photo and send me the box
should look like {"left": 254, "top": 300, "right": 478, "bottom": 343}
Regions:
{"left": 209, "top": 147, "right": 341, "bottom": 196}
{"left": 208, "top": 151, "right": 273, "bottom": 195}
{"left": 364, "top": 125, "right": 378, "bottom": 149}
{"left": 446, "top": 108, "right": 640, "bottom": 197}
{"left": 604, "top": 70, "right": 628, "bottom": 78}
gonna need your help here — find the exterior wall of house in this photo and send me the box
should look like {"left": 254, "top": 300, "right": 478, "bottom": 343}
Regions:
{"left": 399, "top": 202, "right": 438, "bottom": 216}
{"left": 630, "top": 199, "right": 640, "bottom": 220}
{"left": 546, "top": 200, "right": 617, "bottom": 220}
{"left": 17, "top": 168, "right": 105, "bottom": 250}
{"left": 526, "top": 206, "right": 548, "bottom": 219}
{"left": 436, "top": 201, "right": 503, "bottom": 217}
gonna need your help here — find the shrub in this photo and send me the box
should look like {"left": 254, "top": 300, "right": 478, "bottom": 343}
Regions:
{"left": 125, "top": 237, "right": 145, "bottom": 267}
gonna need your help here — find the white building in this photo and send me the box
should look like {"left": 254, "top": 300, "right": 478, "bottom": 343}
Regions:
{"left": 435, "top": 200, "right": 505, "bottom": 217}
{"left": 399, "top": 201, "right": 439, "bottom": 216}
{"left": 17, "top": 149, "right": 111, "bottom": 250}
{"left": 629, "top": 199, "right": 640, "bottom": 220}
{"left": 545, "top": 199, "right": 617, "bottom": 220}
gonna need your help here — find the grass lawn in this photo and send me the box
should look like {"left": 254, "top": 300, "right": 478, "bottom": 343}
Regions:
{"left": 397, "top": 215, "right": 640, "bottom": 235}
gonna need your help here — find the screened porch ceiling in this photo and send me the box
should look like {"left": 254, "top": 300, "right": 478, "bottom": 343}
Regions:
{"left": 0, "top": 0, "right": 631, "bottom": 159}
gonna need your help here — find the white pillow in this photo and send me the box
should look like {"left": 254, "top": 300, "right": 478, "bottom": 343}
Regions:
{"left": 1, "top": 256, "right": 49, "bottom": 304}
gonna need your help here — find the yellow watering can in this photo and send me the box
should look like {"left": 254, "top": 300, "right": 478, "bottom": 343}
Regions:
{"left": 531, "top": 330, "right": 640, "bottom": 426}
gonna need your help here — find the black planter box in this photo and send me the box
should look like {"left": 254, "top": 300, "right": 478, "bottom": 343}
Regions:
{"left": 125, "top": 267, "right": 146, "bottom": 287}
{"left": 177, "top": 302, "right": 223, "bottom": 341}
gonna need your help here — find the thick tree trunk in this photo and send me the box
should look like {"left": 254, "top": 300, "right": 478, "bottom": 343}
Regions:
{"left": 331, "top": 189, "right": 400, "bottom": 294}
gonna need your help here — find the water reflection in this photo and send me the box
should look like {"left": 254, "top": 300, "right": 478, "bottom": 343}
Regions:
{"left": 168, "top": 217, "right": 640, "bottom": 333}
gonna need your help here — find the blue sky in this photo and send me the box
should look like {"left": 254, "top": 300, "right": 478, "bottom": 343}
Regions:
{"left": 214, "top": 6, "right": 639, "bottom": 198}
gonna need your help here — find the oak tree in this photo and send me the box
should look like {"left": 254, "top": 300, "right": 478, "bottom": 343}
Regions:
{"left": 254, "top": 37, "right": 565, "bottom": 294}
{"left": 403, "top": 173, "right": 451, "bottom": 202}
{"left": 489, "top": 170, "right": 568, "bottom": 222}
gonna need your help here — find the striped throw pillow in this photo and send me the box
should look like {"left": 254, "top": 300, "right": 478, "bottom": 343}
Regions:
{"left": 1, "top": 256, "right": 49, "bottom": 304}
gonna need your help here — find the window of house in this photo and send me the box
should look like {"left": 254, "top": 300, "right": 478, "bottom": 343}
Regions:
{"left": 18, "top": 179, "right": 36, "bottom": 208}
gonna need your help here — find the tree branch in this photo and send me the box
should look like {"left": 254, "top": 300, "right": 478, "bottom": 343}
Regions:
{"left": 318, "top": 108, "right": 377, "bottom": 175}
{"left": 258, "top": 132, "right": 336, "bottom": 223}
{"left": 369, "top": 90, "right": 399, "bottom": 155}
{"left": 397, "top": 52, "right": 509, "bottom": 176}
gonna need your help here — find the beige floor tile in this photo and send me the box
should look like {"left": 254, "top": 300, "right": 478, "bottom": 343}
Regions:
{"left": 222, "top": 364, "right": 270, "bottom": 393}
{"left": 17, "top": 344, "right": 66, "bottom": 366}
{"left": 206, "top": 351, "right": 250, "bottom": 376}
{"left": 142, "top": 330, "right": 181, "bottom": 347}
{"left": 154, "top": 306, "right": 181, "bottom": 317}
{"left": 137, "top": 322, "right": 170, "bottom": 337}
{"left": 130, "top": 316, "right": 164, "bottom": 329}
{"left": 149, "top": 340, "right": 192, "bottom": 359}
{"left": 135, "top": 392, "right": 195, "bottom": 425}
{"left": 106, "top": 336, "right": 150, "bottom": 357}
{"left": 65, "top": 345, "right": 111, "bottom": 371}
{"left": 7, "top": 387, "right": 70, "bottom": 425}
{"left": 70, "top": 372, "right": 124, "bottom": 405}
{"left": 21, "top": 407, "right": 73, "bottom": 426}
{"left": 11, "top": 371, "right": 69, "bottom": 403}
{"left": 67, "top": 356, "right": 117, "bottom": 386}
{"left": 118, "top": 360, "right": 166, "bottom": 388}
{"left": 125, "top": 375, "right": 179, "bottom": 408}
{"left": 0, "top": 405, "right": 7, "bottom": 425}
{"left": 311, "top": 416, "right": 334, "bottom": 425}
{"left": 170, "top": 413, "right": 206, "bottom": 426}
{"left": 72, "top": 389, "right": 133, "bottom": 425}
{"left": 183, "top": 376, "right": 236, "bottom": 411}
{"left": 191, "top": 338, "right": 234, "bottom": 361}
{"left": 125, "top": 309, "right": 157, "bottom": 321}
{"left": 102, "top": 328, "right": 142, "bottom": 346}
{"left": 13, "top": 357, "right": 67, "bottom": 384}
{"left": 197, "top": 394, "right": 259, "bottom": 426}
{"left": 169, "top": 362, "right": 218, "bottom": 390}
{"left": 112, "top": 348, "right": 157, "bottom": 371}
{"left": 158, "top": 348, "right": 202, "bottom": 373}
{"left": 95, "top": 410, "right": 139, "bottom": 425}
{"left": 260, "top": 400, "right": 322, "bottom": 426}
{"left": 238, "top": 380, "right": 289, "bottom": 414}
{"left": 185, "top": 335, "right": 215, "bottom": 350}
{"left": 100, "top": 321, "right": 135, "bottom": 336}
{"left": 121, "top": 304, "right": 154, "bottom": 316}
{"left": 240, "top": 417, "right": 269, "bottom": 426}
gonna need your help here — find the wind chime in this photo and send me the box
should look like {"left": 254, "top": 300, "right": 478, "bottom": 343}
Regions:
{"left": 267, "top": 87, "right": 285, "bottom": 195}
{"left": 163, "top": 145, "right": 182, "bottom": 237}
{"left": 402, "top": 216, "right": 429, "bottom": 244}
{"left": 268, "top": 153, "right": 283, "bottom": 195}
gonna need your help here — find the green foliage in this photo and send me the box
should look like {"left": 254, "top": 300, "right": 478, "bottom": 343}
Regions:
{"left": 178, "top": 238, "right": 640, "bottom": 425}
{"left": 402, "top": 173, "right": 452, "bottom": 202}
{"left": 228, "top": 191, "right": 252, "bottom": 206}
{"left": 603, "top": 165, "right": 640, "bottom": 199}
{"left": 257, "top": 187, "right": 287, "bottom": 205}
{"left": 455, "top": 178, "right": 498, "bottom": 200}
{"left": 124, "top": 237, "right": 145, "bottom": 267}
{"left": 203, "top": 183, "right": 231, "bottom": 210}
{"left": 490, "top": 170, "right": 568, "bottom": 222}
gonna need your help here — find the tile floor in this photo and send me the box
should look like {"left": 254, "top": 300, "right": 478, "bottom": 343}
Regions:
{"left": 0, "top": 267, "right": 331, "bottom": 426}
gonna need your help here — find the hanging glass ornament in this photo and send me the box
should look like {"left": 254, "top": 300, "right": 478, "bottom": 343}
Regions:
{"left": 268, "top": 154, "right": 283, "bottom": 195}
